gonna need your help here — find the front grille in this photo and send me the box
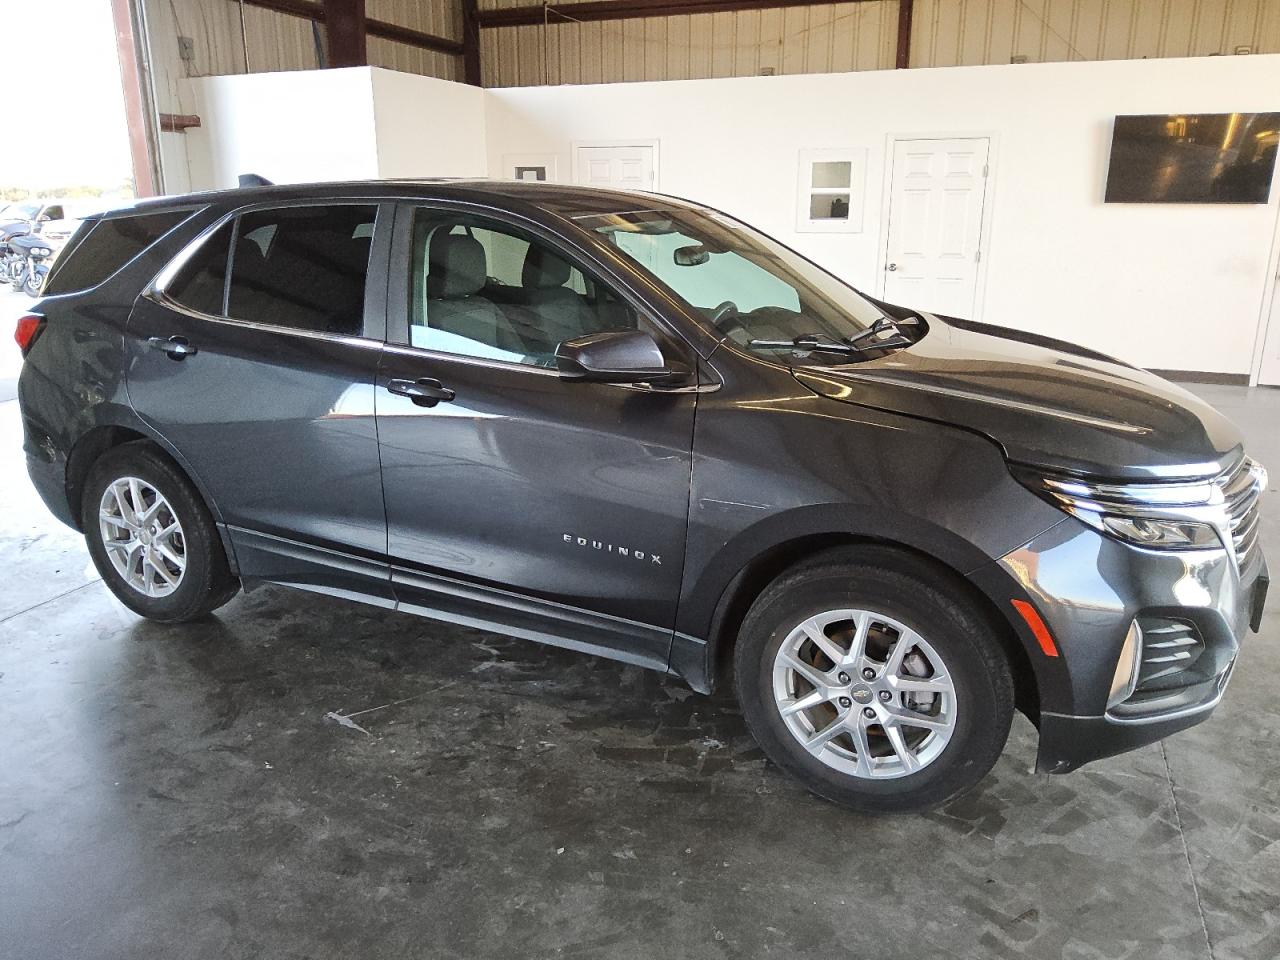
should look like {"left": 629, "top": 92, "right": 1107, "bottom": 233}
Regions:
{"left": 1216, "top": 457, "right": 1265, "bottom": 567}
{"left": 1135, "top": 618, "right": 1205, "bottom": 692}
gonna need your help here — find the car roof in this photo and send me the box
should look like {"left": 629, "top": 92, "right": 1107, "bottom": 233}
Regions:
{"left": 112, "top": 178, "right": 704, "bottom": 223}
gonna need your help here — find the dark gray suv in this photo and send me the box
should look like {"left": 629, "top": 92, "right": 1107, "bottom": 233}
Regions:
{"left": 16, "top": 180, "right": 1269, "bottom": 812}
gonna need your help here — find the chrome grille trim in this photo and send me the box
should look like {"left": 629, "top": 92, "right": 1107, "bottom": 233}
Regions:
{"left": 1216, "top": 457, "right": 1265, "bottom": 567}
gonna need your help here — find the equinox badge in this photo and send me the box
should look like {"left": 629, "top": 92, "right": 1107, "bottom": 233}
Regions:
{"left": 563, "top": 534, "right": 662, "bottom": 564}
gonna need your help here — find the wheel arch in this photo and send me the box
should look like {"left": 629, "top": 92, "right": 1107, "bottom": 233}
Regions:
{"left": 64, "top": 417, "right": 238, "bottom": 576}
{"left": 66, "top": 412, "right": 225, "bottom": 530}
{"left": 677, "top": 521, "right": 1043, "bottom": 723}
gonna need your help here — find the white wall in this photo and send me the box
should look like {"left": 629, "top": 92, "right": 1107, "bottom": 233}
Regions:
{"left": 183, "top": 67, "right": 487, "bottom": 190}
{"left": 371, "top": 70, "right": 488, "bottom": 178}
{"left": 184, "top": 68, "right": 381, "bottom": 189}
{"left": 484, "top": 54, "right": 1280, "bottom": 375}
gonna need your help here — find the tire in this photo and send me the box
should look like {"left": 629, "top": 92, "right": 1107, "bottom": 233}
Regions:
{"left": 82, "top": 441, "right": 240, "bottom": 622}
{"left": 23, "top": 267, "right": 43, "bottom": 297}
{"left": 734, "top": 547, "right": 1014, "bottom": 814}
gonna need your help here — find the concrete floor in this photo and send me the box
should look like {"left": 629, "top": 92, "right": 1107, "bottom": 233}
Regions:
{"left": 1, "top": 280, "right": 1278, "bottom": 960}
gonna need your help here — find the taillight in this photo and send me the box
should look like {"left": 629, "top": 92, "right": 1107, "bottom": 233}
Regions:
{"left": 14, "top": 313, "right": 44, "bottom": 355}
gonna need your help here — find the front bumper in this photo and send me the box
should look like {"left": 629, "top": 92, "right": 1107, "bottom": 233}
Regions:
{"left": 992, "top": 518, "right": 1267, "bottom": 774}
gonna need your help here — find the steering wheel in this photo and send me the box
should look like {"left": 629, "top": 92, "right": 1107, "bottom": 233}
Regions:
{"left": 710, "top": 300, "right": 744, "bottom": 334}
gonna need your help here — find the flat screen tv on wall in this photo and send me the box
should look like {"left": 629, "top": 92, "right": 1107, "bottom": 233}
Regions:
{"left": 1104, "top": 112, "right": 1280, "bottom": 204}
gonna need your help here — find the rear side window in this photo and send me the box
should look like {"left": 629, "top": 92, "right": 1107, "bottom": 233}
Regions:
{"left": 166, "top": 205, "right": 375, "bottom": 337}
{"left": 43, "top": 210, "right": 190, "bottom": 296}
{"left": 167, "top": 222, "right": 233, "bottom": 316}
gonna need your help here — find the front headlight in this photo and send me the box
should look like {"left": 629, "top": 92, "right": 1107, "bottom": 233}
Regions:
{"left": 1014, "top": 468, "right": 1226, "bottom": 550}
{"left": 1096, "top": 515, "right": 1220, "bottom": 549}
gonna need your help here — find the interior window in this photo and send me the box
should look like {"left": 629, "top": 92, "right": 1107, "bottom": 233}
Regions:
{"left": 408, "top": 211, "right": 640, "bottom": 368}
{"left": 226, "top": 205, "right": 376, "bottom": 336}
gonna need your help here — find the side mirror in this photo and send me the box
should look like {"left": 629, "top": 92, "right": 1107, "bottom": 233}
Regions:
{"left": 555, "top": 330, "right": 680, "bottom": 384}
{"left": 673, "top": 244, "right": 710, "bottom": 267}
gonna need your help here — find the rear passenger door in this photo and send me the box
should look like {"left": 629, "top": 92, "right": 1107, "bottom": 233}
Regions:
{"left": 376, "top": 205, "right": 698, "bottom": 669}
{"left": 127, "top": 201, "right": 394, "bottom": 603}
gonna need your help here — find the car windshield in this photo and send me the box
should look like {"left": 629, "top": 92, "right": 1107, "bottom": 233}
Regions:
{"left": 576, "top": 205, "right": 911, "bottom": 364}
{"left": 4, "top": 202, "right": 41, "bottom": 221}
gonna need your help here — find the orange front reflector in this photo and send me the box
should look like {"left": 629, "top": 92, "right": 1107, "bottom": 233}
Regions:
{"left": 1011, "top": 599, "right": 1060, "bottom": 658}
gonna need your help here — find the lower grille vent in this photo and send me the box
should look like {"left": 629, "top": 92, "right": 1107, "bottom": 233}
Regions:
{"left": 1135, "top": 619, "right": 1205, "bottom": 692}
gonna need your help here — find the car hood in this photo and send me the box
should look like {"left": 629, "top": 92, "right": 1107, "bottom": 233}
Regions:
{"left": 793, "top": 315, "right": 1244, "bottom": 481}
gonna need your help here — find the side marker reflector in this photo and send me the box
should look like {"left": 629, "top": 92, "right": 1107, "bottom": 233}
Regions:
{"left": 1011, "top": 599, "right": 1060, "bottom": 658}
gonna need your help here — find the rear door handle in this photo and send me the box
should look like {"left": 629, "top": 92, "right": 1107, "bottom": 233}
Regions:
{"left": 387, "top": 377, "right": 455, "bottom": 407}
{"left": 147, "top": 335, "right": 198, "bottom": 360}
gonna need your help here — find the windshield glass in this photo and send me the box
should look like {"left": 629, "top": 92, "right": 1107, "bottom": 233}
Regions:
{"left": 576, "top": 205, "right": 907, "bottom": 363}
{"left": 4, "top": 202, "right": 41, "bottom": 221}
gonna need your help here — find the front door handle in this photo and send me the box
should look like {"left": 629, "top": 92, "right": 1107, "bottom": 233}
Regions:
{"left": 387, "top": 377, "right": 456, "bottom": 407}
{"left": 147, "top": 335, "right": 198, "bottom": 360}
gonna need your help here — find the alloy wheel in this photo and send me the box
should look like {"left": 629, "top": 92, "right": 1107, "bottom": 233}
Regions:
{"left": 772, "top": 608, "right": 958, "bottom": 779}
{"left": 98, "top": 476, "right": 187, "bottom": 598}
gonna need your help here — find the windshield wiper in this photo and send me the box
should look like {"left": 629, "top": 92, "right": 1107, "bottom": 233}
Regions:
{"left": 747, "top": 318, "right": 912, "bottom": 355}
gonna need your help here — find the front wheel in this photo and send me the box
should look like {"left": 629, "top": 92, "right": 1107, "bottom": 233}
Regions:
{"left": 23, "top": 265, "right": 44, "bottom": 297}
{"left": 734, "top": 549, "right": 1014, "bottom": 813}
{"left": 82, "top": 441, "right": 240, "bottom": 622}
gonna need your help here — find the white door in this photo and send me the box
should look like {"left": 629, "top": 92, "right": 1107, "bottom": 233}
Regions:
{"left": 882, "top": 137, "right": 991, "bottom": 319}
{"left": 1259, "top": 207, "right": 1280, "bottom": 385}
{"left": 573, "top": 144, "right": 656, "bottom": 192}
{"left": 1260, "top": 276, "right": 1280, "bottom": 385}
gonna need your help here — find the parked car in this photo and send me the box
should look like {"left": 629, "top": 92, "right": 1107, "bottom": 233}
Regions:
{"left": 0, "top": 200, "right": 45, "bottom": 238}
{"left": 15, "top": 181, "right": 1269, "bottom": 812}
{"left": 1, "top": 199, "right": 72, "bottom": 236}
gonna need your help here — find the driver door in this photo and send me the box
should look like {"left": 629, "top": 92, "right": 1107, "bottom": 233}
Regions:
{"left": 376, "top": 205, "right": 699, "bottom": 668}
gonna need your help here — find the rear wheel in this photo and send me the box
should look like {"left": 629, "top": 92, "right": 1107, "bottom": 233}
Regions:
{"left": 734, "top": 549, "right": 1013, "bottom": 813}
{"left": 83, "top": 442, "right": 239, "bottom": 622}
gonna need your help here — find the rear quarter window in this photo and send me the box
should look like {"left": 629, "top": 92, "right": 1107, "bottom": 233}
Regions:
{"left": 43, "top": 210, "right": 191, "bottom": 296}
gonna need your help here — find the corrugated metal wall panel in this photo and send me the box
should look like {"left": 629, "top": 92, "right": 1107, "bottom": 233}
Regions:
{"left": 367, "top": 0, "right": 465, "bottom": 78}
{"left": 908, "top": 0, "right": 1280, "bottom": 67}
{"left": 479, "top": 1, "right": 902, "bottom": 86}
{"left": 478, "top": 0, "right": 1280, "bottom": 87}
{"left": 148, "top": 0, "right": 462, "bottom": 98}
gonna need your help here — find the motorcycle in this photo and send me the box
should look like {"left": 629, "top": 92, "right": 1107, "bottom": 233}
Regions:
{"left": 9, "top": 230, "right": 64, "bottom": 296}
{"left": 0, "top": 222, "right": 33, "bottom": 286}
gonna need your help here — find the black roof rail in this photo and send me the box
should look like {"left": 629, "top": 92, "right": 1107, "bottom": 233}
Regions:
{"left": 237, "top": 173, "right": 274, "bottom": 188}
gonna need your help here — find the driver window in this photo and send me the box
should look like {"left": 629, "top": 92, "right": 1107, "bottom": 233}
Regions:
{"left": 407, "top": 211, "right": 642, "bottom": 369}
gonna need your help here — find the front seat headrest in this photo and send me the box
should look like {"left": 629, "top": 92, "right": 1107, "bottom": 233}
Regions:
{"left": 522, "top": 245, "right": 572, "bottom": 290}
{"left": 428, "top": 232, "right": 487, "bottom": 299}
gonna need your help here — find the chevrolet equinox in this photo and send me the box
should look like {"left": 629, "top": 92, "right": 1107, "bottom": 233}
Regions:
{"left": 16, "top": 180, "right": 1269, "bottom": 812}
